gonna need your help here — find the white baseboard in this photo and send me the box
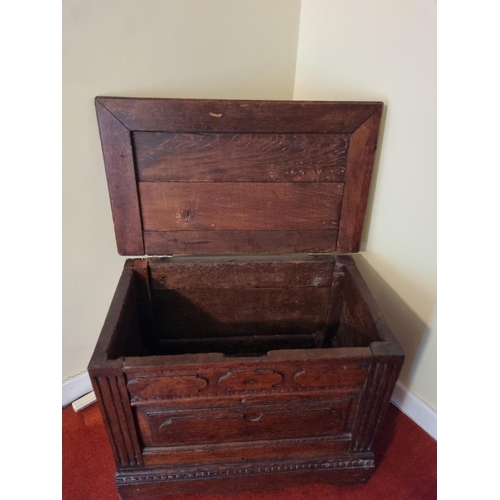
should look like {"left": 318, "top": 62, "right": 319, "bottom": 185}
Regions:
{"left": 62, "top": 372, "right": 436, "bottom": 440}
{"left": 62, "top": 372, "right": 93, "bottom": 407}
{"left": 391, "top": 381, "right": 437, "bottom": 440}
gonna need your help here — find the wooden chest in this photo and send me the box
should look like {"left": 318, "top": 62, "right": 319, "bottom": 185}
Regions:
{"left": 88, "top": 98, "right": 404, "bottom": 499}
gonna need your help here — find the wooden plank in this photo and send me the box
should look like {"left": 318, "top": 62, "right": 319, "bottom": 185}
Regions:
{"left": 133, "top": 132, "right": 348, "bottom": 182}
{"left": 96, "top": 97, "right": 383, "bottom": 134}
{"left": 142, "top": 437, "right": 351, "bottom": 466}
{"left": 144, "top": 230, "right": 338, "bottom": 255}
{"left": 337, "top": 107, "right": 383, "bottom": 252}
{"left": 152, "top": 288, "right": 329, "bottom": 338}
{"left": 116, "top": 460, "right": 376, "bottom": 498}
{"left": 128, "top": 375, "right": 209, "bottom": 399}
{"left": 321, "top": 272, "right": 344, "bottom": 347}
{"left": 88, "top": 268, "right": 136, "bottom": 369}
{"left": 335, "top": 256, "right": 393, "bottom": 343}
{"left": 157, "top": 334, "right": 319, "bottom": 356}
{"left": 126, "top": 259, "right": 157, "bottom": 348}
{"left": 139, "top": 182, "right": 344, "bottom": 232}
{"left": 148, "top": 260, "right": 335, "bottom": 290}
{"left": 293, "top": 366, "right": 368, "bottom": 389}
{"left": 335, "top": 263, "right": 382, "bottom": 348}
{"left": 95, "top": 101, "right": 144, "bottom": 255}
{"left": 150, "top": 254, "right": 335, "bottom": 264}
{"left": 135, "top": 399, "right": 354, "bottom": 447}
{"left": 122, "top": 347, "right": 373, "bottom": 370}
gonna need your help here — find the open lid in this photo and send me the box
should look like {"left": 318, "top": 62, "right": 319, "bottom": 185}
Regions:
{"left": 95, "top": 97, "right": 383, "bottom": 256}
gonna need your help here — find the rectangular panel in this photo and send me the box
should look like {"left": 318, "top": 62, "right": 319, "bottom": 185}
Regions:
{"left": 142, "top": 437, "right": 351, "bottom": 466}
{"left": 143, "top": 229, "right": 338, "bottom": 255}
{"left": 136, "top": 399, "right": 354, "bottom": 447}
{"left": 133, "top": 132, "right": 349, "bottom": 182}
{"left": 96, "top": 98, "right": 384, "bottom": 255}
{"left": 149, "top": 260, "right": 334, "bottom": 290}
{"left": 152, "top": 288, "right": 329, "bottom": 338}
{"left": 139, "top": 182, "right": 344, "bottom": 232}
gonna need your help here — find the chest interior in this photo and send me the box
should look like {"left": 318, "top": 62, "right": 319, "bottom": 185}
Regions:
{"left": 95, "top": 98, "right": 386, "bottom": 361}
{"left": 109, "top": 254, "right": 381, "bottom": 360}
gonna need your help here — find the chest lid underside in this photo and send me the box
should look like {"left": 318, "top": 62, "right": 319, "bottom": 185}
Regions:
{"left": 95, "top": 97, "right": 383, "bottom": 256}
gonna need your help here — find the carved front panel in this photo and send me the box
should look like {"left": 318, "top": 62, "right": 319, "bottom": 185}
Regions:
{"left": 217, "top": 370, "right": 283, "bottom": 391}
{"left": 136, "top": 398, "right": 358, "bottom": 447}
{"left": 127, "top": 375, "right": 209, "bottom": 399}
{"left": 293, "top": 364, "right": 368, "bottom": 388}
{"left": 125, "top": 359, "right": 371, "bottom": 403}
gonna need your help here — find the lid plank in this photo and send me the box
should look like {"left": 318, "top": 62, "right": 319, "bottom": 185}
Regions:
{"left": 133, "top": 132, "right": 349, "bottom": 183}
{"left": 143, "top": 230, "right": 338, "bottom": 256}
{"left": 138, "top": 182, "right": 343, "bottom": 232}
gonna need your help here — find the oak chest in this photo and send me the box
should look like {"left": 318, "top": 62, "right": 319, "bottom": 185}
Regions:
{"left": 88, "top": 97, "right": 404, "bottom": 499}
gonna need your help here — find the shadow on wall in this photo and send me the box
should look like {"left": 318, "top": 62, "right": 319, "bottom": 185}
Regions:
{"left": 352, "top": 254, "right": 434, "bottom": 391}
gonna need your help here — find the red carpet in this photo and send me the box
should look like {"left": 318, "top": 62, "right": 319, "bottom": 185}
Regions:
{"left": 63, "top": 403, "right": 436, "bottom": 500}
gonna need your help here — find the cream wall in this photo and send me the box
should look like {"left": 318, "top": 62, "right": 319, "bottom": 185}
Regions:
{"left": 62, "top": 0, "right": 301, "bottom": 380}
{"left": 294, "top": 0, "right": 437, "bottom": 410}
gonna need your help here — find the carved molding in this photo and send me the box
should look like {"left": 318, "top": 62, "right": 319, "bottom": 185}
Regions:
{"left": 93, "top": 374, "right": 143, "bottom": 467}
{"left": 353, "top": 360, "right": 400, "bottom": 452}
{"left": 128, "top": 374, "right": 208, "bottom": 399}
{"left": 130, "top": 385, "right": 363, "bottom": 403}
{"left": 116, "top": 458, "right": 375, "bottom": 484}
{"left": 293, "top": 365, "right": 368, "bottom": 388}
{"left": 143, "top": 432, "right": 352, "bottom": 454}
{"left": 218, "top": 370, "right": 283, "bottom": 391}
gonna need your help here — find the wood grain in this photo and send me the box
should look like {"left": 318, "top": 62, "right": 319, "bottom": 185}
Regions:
{"left": 149, "top": 260, "right": 334, "bottom": 290}
{"left": 123, "top": 346, "right": 373, "bottom": 396}
{"left": 337, "top": 106, "right": 383, "bottom": 252}
{"left": 89, "top": 98, "right": 404, "bottom": 499}
{"left": 95, "top": 101, "right": 144, "bottom": 255}
{"left": 90, "top": 372, "right": 143, "bottom": 468}
{"left": 144, "top": 229, "right": 338, "bottom": 255}
{"left": 152, "top": 287, "right": 329, "bottom": 338}
{"left": 217, "top": 370, "right": 283, "bottom": 391}
{"left": 136, "top": 399, "right": 353, "bottom": 447}
{"left": 115, "top": 456, "right": 376, "bottom": 498}
{"left": 95, "top": 98, "right": 385, "bottom": 255}
{"left": 96, "top": 97, "right": 382, "bottom": 134}
{"left": 133, "top": 132, "right": 349, "bottom": 182}
{"left": 139, "top": 182, "right": 344, "bottom": 232}
{"left": 157, "top": 334, "right": 320, "bottom": 356}
{"left": 88, "top": 268, "right": 140, "bottom": 367}
{"left": 142, "top": 436, "right": 351, "bottom": 466}
{"left": 293, "top": 365, "right": 368, "bottom": 389}
{"left": 127, "top": 375, "right": 208, "bottom": 399}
